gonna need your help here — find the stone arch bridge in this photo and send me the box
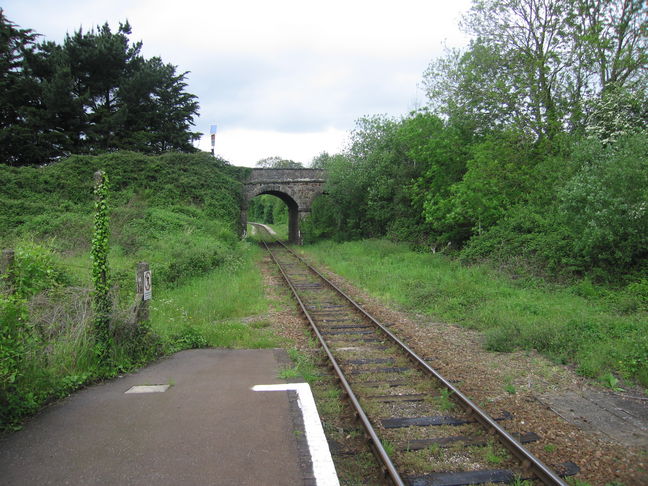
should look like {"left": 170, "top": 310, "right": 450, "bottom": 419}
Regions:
{"left": 242, "top": 168, "right": 326, "bottom": 244}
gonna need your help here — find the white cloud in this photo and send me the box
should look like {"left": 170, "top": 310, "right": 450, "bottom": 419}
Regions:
{"left": 205, "top": 127, "right": 348, "bottom": 167}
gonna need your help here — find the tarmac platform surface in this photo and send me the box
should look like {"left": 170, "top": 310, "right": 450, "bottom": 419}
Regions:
{"left": 0, "top": 348, "right": 337, "bottom": 485}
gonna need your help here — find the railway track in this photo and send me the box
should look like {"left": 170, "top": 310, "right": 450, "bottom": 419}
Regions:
{"left": 253, "top": 224, "right": 578, "bottom": 486}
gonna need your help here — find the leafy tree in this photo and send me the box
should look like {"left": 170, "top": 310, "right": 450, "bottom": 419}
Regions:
{"left": 307, "top": 111, "right": 457, "bottom": 243}
{"left": 423, "top": 131, "right": 539, "bottom": 244}
{"left": 423, "top": 0, "right": 647, "bottom": 140}
{"left": 63, "top": 22, "right": 141, "bottom": 151}
{"left": 574, "top": 0, "right": 647, "bottom": 93}
{"left": 0, "top": 10, "right": 41, "bottom": 165}
{"left": 559, "top": 133, "right": 648, "bottom": 270}
{"left": 424, "top": 0, "right": 574, "bottom": 140}
{"left": 115, "top": 56, "right": 200, "bottom": 152}
{"left": 310, "top": 151, "right": 334, "bottom": 169}
{"left": 302, "top": 153, "right": 354, "bottom": 241}
{"left": 585, "top": 86, "right": 648, "bottom": 143}
{"left": 403, "top": 111, "right": 470, "bottom": 243}
{"left": 255, "top": 156, "right": 303, "bottom": 168}
{"left": 0, "top": 15, "right": 201, "bottom": 165}
{"left": 46, "top": 21, "right": 200, "bottom": 156}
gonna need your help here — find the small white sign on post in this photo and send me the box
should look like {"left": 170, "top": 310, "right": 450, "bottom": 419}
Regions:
{"left": 143, "top": 270, "right": 152, "bottom": 301}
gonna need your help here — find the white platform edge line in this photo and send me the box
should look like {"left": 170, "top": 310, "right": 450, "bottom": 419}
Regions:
{"left": 125, "top": 384, "right": 170, "bottom": 394}
{"left": 252, "top": 383, "right": 340, "bottom": 486}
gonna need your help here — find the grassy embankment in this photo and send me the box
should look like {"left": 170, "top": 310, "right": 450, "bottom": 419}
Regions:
{"left": 0, "top": 152, "right": 282, "bottom": 430}
{"left": 300, "top": 239, "right": 648, "bottom": 390}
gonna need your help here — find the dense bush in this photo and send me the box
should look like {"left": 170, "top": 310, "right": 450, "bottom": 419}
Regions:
{"left": 559, "top": 134, "right": 648, "bottom": 271}
{"left": 308, "top": 110, "right": 647, "bottom": 282}
{"left": 1, "top": 241, "right": 72, "bottom": 298}
{"left": 0, "top": 296, "right": 35, "bottom": 427}
{"left": 422, "top": 131, "right": 539, "bottom": 246}
{"left": 459, "top": 133, "right": 648, "bottom": 280}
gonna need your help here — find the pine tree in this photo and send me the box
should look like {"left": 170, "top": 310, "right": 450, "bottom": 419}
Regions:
{"left": 0, "top": 10, "right": 41, "bottom": 165}
{"left": 0, "top": 14, "right": 201, "bottom": 165}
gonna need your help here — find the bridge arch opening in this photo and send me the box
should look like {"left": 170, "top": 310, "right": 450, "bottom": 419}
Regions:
{"left": 247, "top": 191, "right": 300, "bottom": 243}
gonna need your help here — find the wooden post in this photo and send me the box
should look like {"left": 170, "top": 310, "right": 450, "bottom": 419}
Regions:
{"left": 1, "top": 249, "right": 15, "bottom": 294}
{"left": 134, "top": 262, "right": 151, "bottom": 323}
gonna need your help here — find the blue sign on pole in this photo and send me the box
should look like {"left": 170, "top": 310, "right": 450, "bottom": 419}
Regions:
{"left": 210, "top": 124, "right": 217, "bottom": 134}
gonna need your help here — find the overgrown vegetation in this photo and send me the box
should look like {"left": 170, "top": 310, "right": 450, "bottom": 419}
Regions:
{"left": 1, "top": 0, "right": 646, "bottom": 430}
{"left": 0, "top": 151, "right": 253, "bottom": 430}
{"left": 91, "top": 171, "right": 112, "bottom": 365}
{"left": 305, "top": 119, "right": 647, "bottom": 282}
{"left": 303, "top": 0, "right": 647, "bottom": 284}
{"left": 301, "top": 240, "right": 648, "bottom": 388}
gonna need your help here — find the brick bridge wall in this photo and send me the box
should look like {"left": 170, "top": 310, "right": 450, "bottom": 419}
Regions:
{"left": 242, "top": 168, "right": 326, "bottom": 244}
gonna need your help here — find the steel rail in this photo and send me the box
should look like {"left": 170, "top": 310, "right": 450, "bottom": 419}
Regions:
{"left": 280, "top": 241, "right": 568, "bottom": 486}
{"left": 261, "top": 239, "right": 405, "bottom": 486}
{"left": 255, "top": 225, "right": 568, "bottom": 486}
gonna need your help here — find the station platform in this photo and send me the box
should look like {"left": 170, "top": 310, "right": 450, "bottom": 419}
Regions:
{"left": 0, "top": 349, "right": 339, "bottom": 486}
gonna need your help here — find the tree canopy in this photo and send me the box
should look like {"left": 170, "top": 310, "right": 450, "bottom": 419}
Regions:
{"left": 423, "top": 0, "right": 647, "bottom": 140}
{"left": 255, "top": 156, "right": 304, "bottom": 168}
{"left": 0, "top": 11, "right": 200, "bottom": 166}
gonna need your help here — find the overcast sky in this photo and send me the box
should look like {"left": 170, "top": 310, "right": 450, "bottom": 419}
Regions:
{"left": 3, "top": 0, "right": 471, "bottom": 167}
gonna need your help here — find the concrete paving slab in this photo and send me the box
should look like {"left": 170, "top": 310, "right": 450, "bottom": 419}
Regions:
{"left": 539, "top": 390, "right": 648, "bottom": 448}
{"left": 0, "top": 348, "right": 333, "bottom": 485}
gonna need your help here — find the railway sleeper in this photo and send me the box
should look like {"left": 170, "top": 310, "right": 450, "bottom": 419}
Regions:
{"left": 342, "top": 358, "right": 395, "bottom": 365}
{"left": 381, "top": 411, "right": 512, "bottom": 428}
{"left": 319, "top": 321, "right": 370, "bottom": 326}
{"left": 358, "top": 380, "right": 413, "bottom": 388}
{"left": 327, "top": 336, "right": 382, "bottom": 343}
{"left": 321, "top": 329, "right": 375, "bottom": 335}
{"left": 404, "top": 461, "right": 579, "bottom": 486}
{"left": 398, "top": 431, "right": 540, "bottom": 451}
{"left": 347, "top": 366, "right": 413, "bottom": 375}
{"left": 306, "top": 308, "right": 349, "bottom": 313}
{"left": 365, "top": 393, "right": 427, "bottom": 402}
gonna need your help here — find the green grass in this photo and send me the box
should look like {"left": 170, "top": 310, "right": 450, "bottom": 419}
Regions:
{"left": 436, "top": 388, "right": 456, "bottom": 411}
{"left": 279, "top": 348, "right": 319, "bottom": 382}
{"left": 300, "top": 239, "right": 648, "bottom": 388}
{"left": 268, "top": 223, "right": 288, "bottom": 241}
{"left": 149, "top": 243, "right": 280, "bottom": 349}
